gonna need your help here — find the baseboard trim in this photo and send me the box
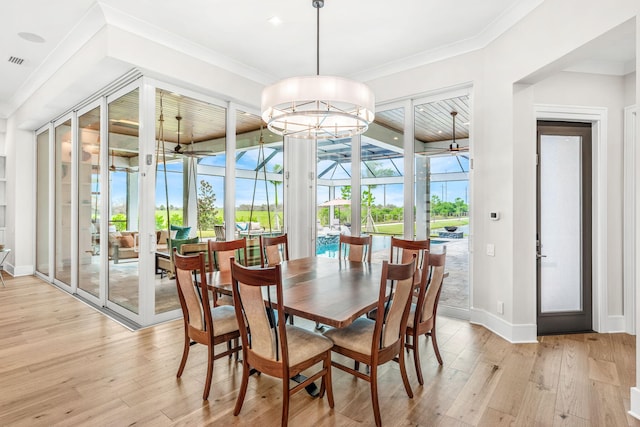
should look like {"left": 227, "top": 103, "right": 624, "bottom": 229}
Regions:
{"left": 438, "top": 305, "right": 470, "bottom": 321}
{"left": 7, "top": 263, "right": 34, "bottom": 277}
{"left": 630, "top": 387, "right": 640, "bottom": 420}
{"left": 606, "top": 315, "right": 626, "bottom": 333}
{"left": 470, "top": 307, "right": 538, "bottom": 343}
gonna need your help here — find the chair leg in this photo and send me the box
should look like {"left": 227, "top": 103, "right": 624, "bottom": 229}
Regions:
{"left": 203, "top": 342, "right": 215, "bottom": 400}
{"left": 321, "top": 352, "right": 335, "bottom": 408}
{"left": 176, "top": 328, "right": 190, "bottom": 378}
{"left": 398, "top": 340, "right": 414, "bottom": 398}
{"left": 233, "top": 362, "right": 250, "bottom": 416}
{"left": 411, "top": 332, "right": 424, "bottom": 385}
{"left": 227, "top": 340, "right": 232, "bottom": 359}
{"left": 282, "top": 379, "right": 290, "bottom": 427}
{"left": 430, "top": 329, "right": 443, "bottom": 365}
{"left": 370, "top": 365, "right": 382, "bottom": 427}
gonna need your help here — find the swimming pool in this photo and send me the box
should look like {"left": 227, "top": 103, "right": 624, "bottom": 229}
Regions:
{"left": 316, "top": 235, "right": 445, "bottom": 257}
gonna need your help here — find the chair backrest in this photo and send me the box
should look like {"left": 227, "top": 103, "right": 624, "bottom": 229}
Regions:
{"left": 260, "top": 234, "right": 289, "bottom": 267}
{"left": 389, "top": 237, "right": 430, "bottom": 285}
{"left": 230, "top": 259, "right": 290, "bottom": 368}
{"left": 174, "top": 249, "right": 212, "bottom": 339}
{"left": 214, "top": 224, "right": 226, "bottom": 241}
{"left": 416, "top": 249, "right": 446, "bottom": 325}
{"left": 389, "top": 237, "right": 429, "bottom": 268}
{"left": 371, "top": 259, "right": 416, "bottom": 354}
{"left": 339, "top": 234, "right": 372, "bottom": 262}
{"left": 208, "top": 238, "right": 248, "bottom": 275}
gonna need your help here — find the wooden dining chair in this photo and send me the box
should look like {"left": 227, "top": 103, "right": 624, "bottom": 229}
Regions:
{"left": 260, "top": 233, "right": 289, "bottom": 267}
{"left": 338, "top": 234, "right": 372, "bottom": 262}
{"left": 207, "top": 238, "right": 248, "bottom": 306}
{"left": 405, "top": 249, "right": 447, "bottom": 385}
{"left": 230, "top": 258, "right": 334, "bottom": 427}
{"left": 173, "top": 249, "right": 241, "bottom": 400}
{"left": 323, "top": 259, "right": 417, "bottom": 427}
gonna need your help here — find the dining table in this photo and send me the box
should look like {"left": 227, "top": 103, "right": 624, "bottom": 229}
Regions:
{"left": 207, "top": 256, "right": 384, "bottom": 329}
{"left": 204, "top": 256, "right": 387, "bottom": 397}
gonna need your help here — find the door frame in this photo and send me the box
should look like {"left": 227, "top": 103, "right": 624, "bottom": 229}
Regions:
{"left": 536, "top": 121, "right": 592, "bottom": 334}
{"left": 534, "top": 104, "right": 607, "bottom": 333}
{"left": 623, "top": 105, "right": 637, "bottom": 335}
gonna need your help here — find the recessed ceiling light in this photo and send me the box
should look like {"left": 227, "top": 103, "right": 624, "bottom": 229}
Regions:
{"left": 438, "top": 130, "right": 443, "bottom": 134}
{"left": 18, "top": 32, "right": 45, "bottom": 43}
{"left": 268, "top": 16, "right": 282, "bottom": 26}
{"left": 393, "top": 137, "right": 398, "bottom": 140}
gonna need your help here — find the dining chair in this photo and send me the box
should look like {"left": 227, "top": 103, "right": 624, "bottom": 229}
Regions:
{"left": 405, "top": 249, "right": 447, "bottom": 385}
{"left": 338, "top": 234, "right": 372, "bottom": 262}
{"left": 207, "top": 237, "right": 248, "bottom": 306}
{"left": 229, "top": 258, "right": 334, "bottom": 427}
{"left": 323, "top": 258, "right": 417, "bottom": 427}
{"left": 260, "top": 233, "right": 289, "bottom": 267}
{"left": 173, "top": 249, "right": 241, "bottom": 401}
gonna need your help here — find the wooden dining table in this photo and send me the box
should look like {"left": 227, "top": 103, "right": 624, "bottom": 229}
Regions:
{"left": 207, "top": 256, "right": 384, "bottom": 329}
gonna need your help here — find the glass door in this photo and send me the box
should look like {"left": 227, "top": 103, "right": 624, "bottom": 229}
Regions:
{"left": 414, "top": 93, "right": 471, "bottom": 316}
{"left": 77, "top": 104, "right": 102, "bottom": 302}
{"left": 54, "top": 116, "right": 73, "bottom": 291}
{"left": 536, "top": 121, "right": 592, "bottom": 334}
{"left": 36, "top": 129, "right": 51, "bottom": 278}
{"left": 107, "top": 87, "right": 140, "bottom": 315}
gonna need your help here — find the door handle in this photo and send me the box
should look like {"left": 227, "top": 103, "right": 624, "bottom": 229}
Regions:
{"left": 536, "top": 253, "right": 547, "bottom": 259}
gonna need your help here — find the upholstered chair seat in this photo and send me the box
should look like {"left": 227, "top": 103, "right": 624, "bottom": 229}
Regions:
{"left": 211, "top": 305, "right": 239, "bottom": 336}
{"left": 284, "top": 325, "right": 333, "bottom": 366}
{"left": 323, "top": 318, "right": 376, "bottom": 356}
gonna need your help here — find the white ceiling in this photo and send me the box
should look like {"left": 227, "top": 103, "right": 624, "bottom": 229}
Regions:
{"left": 0, "top": 0, "right": 635, "bottom": 119}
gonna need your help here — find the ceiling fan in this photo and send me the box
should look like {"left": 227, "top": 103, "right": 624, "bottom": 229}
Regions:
{"left": 167, "top": 115, "right": 216, "bottom": 158}
{"left": 416, "top": 110, "right": 469, "bottom": 156}
{"left": 109, "top": 149, "right": 138, "bottom": 173}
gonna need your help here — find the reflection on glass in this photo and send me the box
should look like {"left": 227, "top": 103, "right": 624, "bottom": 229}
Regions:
{"left": 108, "top": 88, "right": 139, "bottom": 314}
{"left": 414, "top": 96, "right": 470, "bottom": 311}
{"left": 36, "top": 130, "right": 50, "bottom": 275}
{"left": 154, "top": 90, "right": 227, "bottom": 314}
{"left": 78, "top": 106, "right": 101, "bottom": 297}
{"left": 363, "top": 107, "right": 405, "bottom": 243}
{"left": 235, "top": 111, "right": 282, "bottom": 266}
{"left": 54, "top": 119, "right": 72, "bottom": 285}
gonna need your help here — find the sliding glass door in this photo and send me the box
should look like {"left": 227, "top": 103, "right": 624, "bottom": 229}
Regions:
{"left": 54, "top": 116, "right": 73, "bottom": 290}
{"left": 107, "top": 87, "right": 140, "bottom": 315}
{"left": 77, "top": 105, "right": 102, "bottom": 299}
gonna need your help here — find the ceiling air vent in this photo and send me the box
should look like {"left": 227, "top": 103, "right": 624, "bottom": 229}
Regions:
{"left": 8, "top": 56, "right": 25, "bottom": 65}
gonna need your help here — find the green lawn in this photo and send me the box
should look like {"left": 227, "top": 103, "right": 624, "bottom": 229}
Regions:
{"left": 374, "top": 217, "right": 469, "bottom": 236}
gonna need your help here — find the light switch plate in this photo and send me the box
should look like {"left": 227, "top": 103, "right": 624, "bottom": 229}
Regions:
{"left": 486, "top": 243, "right": 495, "bottom": 256}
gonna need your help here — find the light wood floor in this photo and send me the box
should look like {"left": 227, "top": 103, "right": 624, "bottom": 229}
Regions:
{"left": 1, "top": 274, "right": 639, "bottom": 426}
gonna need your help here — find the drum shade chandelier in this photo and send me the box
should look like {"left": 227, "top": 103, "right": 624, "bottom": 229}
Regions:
{"left": 261, "top": 0, "right": 375, "bottom": 140}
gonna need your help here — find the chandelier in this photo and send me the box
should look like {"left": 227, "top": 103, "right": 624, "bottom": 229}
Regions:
{"left": 261, "top": 0, "right": 375, "bottom": 140}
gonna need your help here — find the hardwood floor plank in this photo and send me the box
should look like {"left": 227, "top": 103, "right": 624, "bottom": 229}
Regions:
{"left": 476, "top": 407, "right": 515, "bottom": 427}
{"left": 556, "top": 337, "right": 590, "bottom": 420}
{"left": 445, "top": 361, "right": 503, "bottom": 425}
{"left": 530, "top": 334, "right": 564, "bottom": 392}
{"left": 486, "top": 343, "right": 537, "bottom": 416}
{"left": 588, "top": 380, "right": 629, "bottom": 427}
{"left": 511, "top": 381, "right": 556, "bottom": 426}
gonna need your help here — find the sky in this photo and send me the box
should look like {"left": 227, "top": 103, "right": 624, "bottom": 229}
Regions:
{"left": 110, "top": 152, "right": 468, "bottom": 209}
